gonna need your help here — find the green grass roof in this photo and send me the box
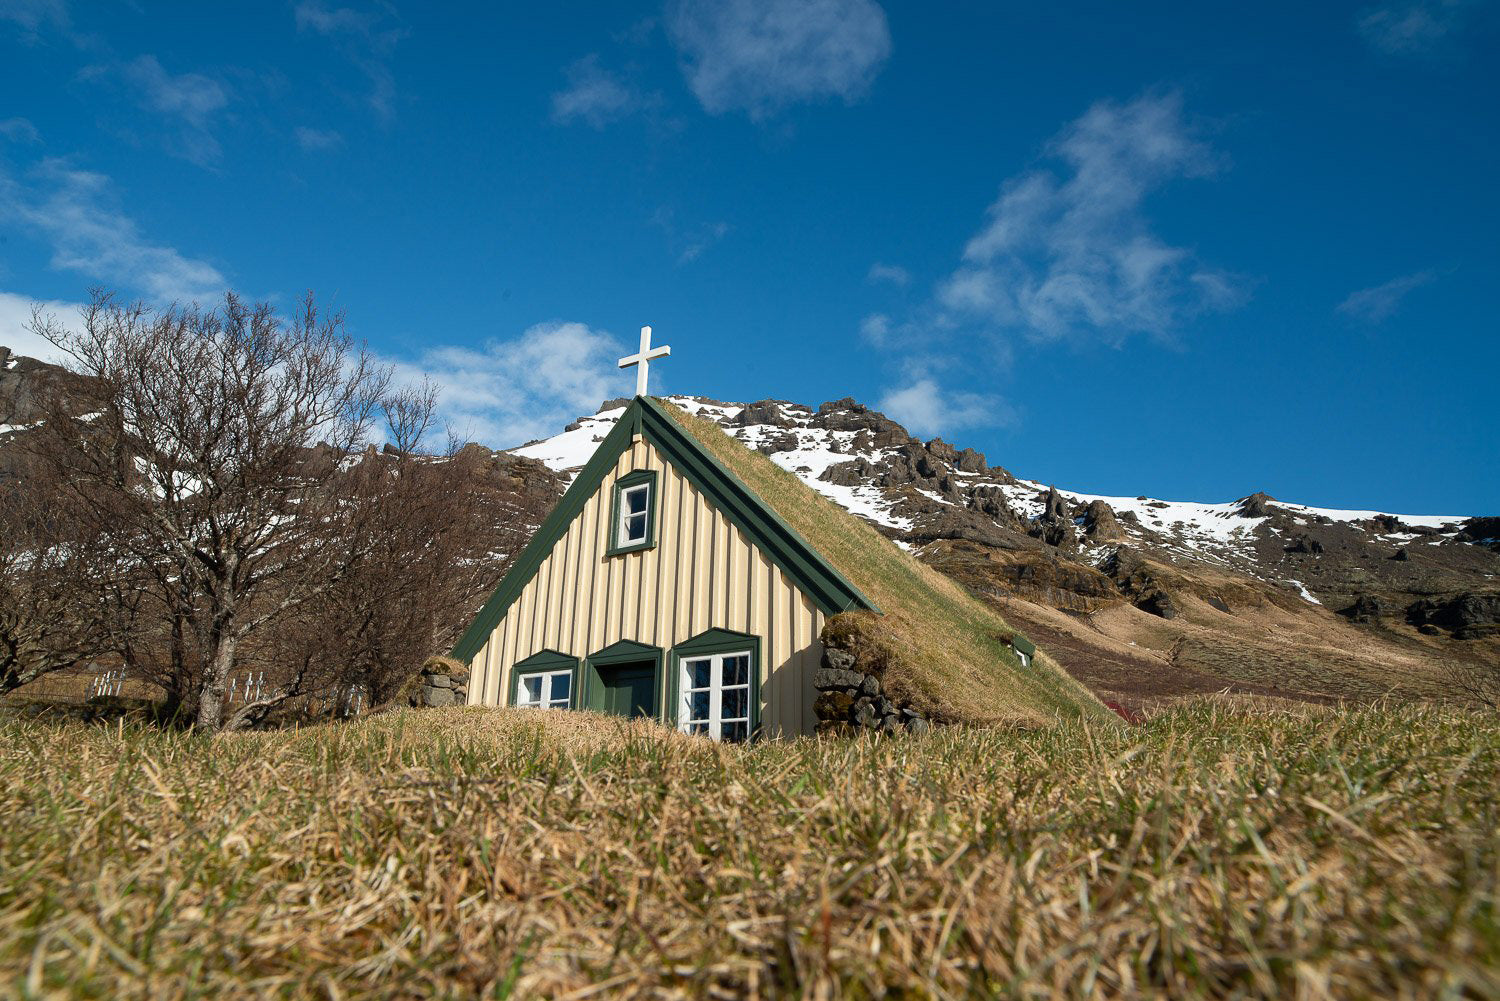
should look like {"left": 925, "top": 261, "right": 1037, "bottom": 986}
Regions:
{"left": 659, "top": 402, "right": 1112, "bottom": 726}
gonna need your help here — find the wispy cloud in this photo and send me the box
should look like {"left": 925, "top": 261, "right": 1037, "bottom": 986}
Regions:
{"left": 0, "top": 0, "right": 69, "bottom": 35}
{"left": 867, "top": 262, "right": 909, "bottom": 286}
{"left": 0, "top": 289, "right": 81, "bottom": 364}
{"left": 1336, "top": 270, "right": 1438, "bottom": 322}
{"left": 0, "top": 117, "right": 41, "bottom": 143}
{"left": 677, "top": 221, "right": 730, "bottom": 263}
{"left": 294, "top": 1, "right": 406, "bottom": 120}
{"left": 117, "top": 55, "right": 230, "bottom": 164}
{"left": 0, "top": 159, "right": 226, "bottom": 303}
{"left": 878, "top": 373, "right": 1011, "bottom": 439}
{"left": 1357, "top": 0, "right": 1480, "bottom": 57}
{"left": 665, "top": 0, "right": 891, "bottom": 118}
{"left": 937, "top": 90, "right": 1243, "bottom": 344}
{"left": 551, "top": 55, "right": 651, "bottom": 128}
{"left": 383, "top": 322, "right": 627, "bottom": 446}
{"left": 650, "top": 207, "right": 731, "bottom": 264}
{"left": 294, "top": 125, "right": 343, "bottom": 151}
{"left": 859, "top": 312, "right": 891, "bottom": 347}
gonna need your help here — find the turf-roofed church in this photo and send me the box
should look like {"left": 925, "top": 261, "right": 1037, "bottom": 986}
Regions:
{"left": 452, "top": 326, "right": 879, "bottom": 740}
{"left": 451, "top": 391, "right": 877, "bottom": 740}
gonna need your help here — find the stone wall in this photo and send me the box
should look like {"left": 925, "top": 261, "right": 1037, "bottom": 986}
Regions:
{"left": 812, "top": 647, "right": 930, "bottom": 736}
{"left": 414, "top": 657, "right": 469, "bottom": 708}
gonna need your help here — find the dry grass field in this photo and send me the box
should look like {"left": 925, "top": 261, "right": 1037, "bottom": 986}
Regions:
{"left": 2, "top": 702, "right": 1497, "bottom": 999}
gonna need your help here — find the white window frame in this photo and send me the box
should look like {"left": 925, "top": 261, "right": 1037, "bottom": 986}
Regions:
{"left": 678, "top": 651, "right": 752, "bottom": 742}
{"left": 616, "top": 482, "right": 651, "bottom": 549}
{"left": 515, "top": 669, "right": 572, "bottom": 710}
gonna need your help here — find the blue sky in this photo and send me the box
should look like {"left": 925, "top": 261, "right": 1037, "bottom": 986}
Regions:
{"left": 1, "top": 1, "right": 1496, "bottom": 513}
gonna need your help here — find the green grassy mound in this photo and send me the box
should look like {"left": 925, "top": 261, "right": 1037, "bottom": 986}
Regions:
{"left": 662, "top": 402, "right": 1109, "bottom": 725}
{"left": 3, "top": 704, "right": 1496, "bottom": 998}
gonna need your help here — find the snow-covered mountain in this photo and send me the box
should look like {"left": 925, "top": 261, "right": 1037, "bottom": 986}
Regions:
{"left": 512, "top": 395, "right": 1500, "bottom": 709}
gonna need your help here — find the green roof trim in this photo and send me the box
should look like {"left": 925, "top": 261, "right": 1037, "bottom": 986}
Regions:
{"left": 451, "top": 396, "right": 877, "bottom": 664}
{"left": 638, "top": 396, "right": 878, "bottom": 617}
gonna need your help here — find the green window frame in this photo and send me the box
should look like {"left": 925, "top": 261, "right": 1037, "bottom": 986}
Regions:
{"left": 510, "top": 650, "right": 580, "bottom": 709}
{"left": 668, "top": 628, "right": 762, "bottom": 743}
{"left": 605, "top": 469, "right": 658, "bottom": 556}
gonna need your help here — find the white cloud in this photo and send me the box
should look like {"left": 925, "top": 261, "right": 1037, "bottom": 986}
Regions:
{"left": 0, "top": 290, "right": 78, "bottom": 364}
{"left": 938, "top": 90, "right": 1243, "bottom": 343}
{"left": 878, "top": 375, "right": 1009, "bottom": 438}
{"left": 551, "top": 55, "right": 647, "bottom": 127}
{"left": 120, "top": 55, "right": 230, "bottom": 164}
{"left": 0, "top": 160, "right": 227, "bottom": 303}
{"left": 0, "top": 117, "right": 41, "bottom": 143}
{"left": 295, "top": 125, "right": 343, "bottom": 151}
{"left": 1336, "top": 270, "right": 1437, "bottom": 322}
{"left": 859, "top": 312, "right": 891, "bottom": 347}
{"left": 666, "top": 0, "right": 891, "bottom": 118}
{"left": 867, "top": 262, "right": 909, "bottom": 286}
{"left": 1358, "top": 0, "right": 1478, "bottom": 56}
{"left": 384, "top": 322, "right": 628, "bottom": 447}
{"left": 294, "top": 1, "right": 405, "bottom": 120}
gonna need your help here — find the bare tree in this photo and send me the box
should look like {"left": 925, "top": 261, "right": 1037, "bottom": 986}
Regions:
{"left": 1445, "top": 660, "right": 1500, "bottom": 713}
{"left": 29, "top": 290, "right": 393, "bottom": 730}
{"left": 0, "top": 448, "right": 118, "bottom": 694}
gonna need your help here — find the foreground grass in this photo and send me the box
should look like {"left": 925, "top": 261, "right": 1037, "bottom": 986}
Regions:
{"left": 1, "top": 704, "right": 1497, "bottom": 999}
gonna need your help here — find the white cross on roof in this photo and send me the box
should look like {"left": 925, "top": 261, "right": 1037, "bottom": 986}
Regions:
{"left": 618, "top": 325, "right": 671, "bottom": 397}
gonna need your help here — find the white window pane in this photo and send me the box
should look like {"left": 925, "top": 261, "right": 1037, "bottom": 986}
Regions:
{"left": 520, "top": 675, "right": 543, "bottom": 707}
{"left": 721, "top": 688, "right": 747, "bottom": 721}
{"left": 550, "top": 672, "right": 571, "bottom": 703}
{"left": 722, "top": 721, "right": 749, "bottom": 743}
{"left": 625, "top": 513, "right": 646, "bottom": 541}
{"left": 626, "top": 486, "right": 649, "bottom": 514}
{"left": 687, "top": 690, "right": 711, "bottom": 722}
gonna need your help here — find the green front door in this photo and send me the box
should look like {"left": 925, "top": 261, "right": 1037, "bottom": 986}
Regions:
{"left": 597, "top": 662, "right": 656, "bottom": 718}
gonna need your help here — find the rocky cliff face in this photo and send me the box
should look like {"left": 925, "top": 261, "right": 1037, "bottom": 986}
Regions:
{"left": 514, "top": 394, "right": 1500, "bottom": 710}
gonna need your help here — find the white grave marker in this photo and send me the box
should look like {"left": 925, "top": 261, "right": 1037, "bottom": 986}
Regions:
{"left": 618, "top": 325, "right": 671, "bottom": 397}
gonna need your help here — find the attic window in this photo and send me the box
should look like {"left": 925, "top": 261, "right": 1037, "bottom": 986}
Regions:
{"left": 619, "top": 485, "right": 649, "bottom": 542}
{"left": 608, "top": 470, "right": 658, "bottom": 554}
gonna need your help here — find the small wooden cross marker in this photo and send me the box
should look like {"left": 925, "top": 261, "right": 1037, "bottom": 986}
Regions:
{"left": 618, "top": 325, "right": 671, "bottom": 397}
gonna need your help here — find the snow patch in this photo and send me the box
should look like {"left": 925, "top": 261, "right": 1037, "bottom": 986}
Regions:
{"left": 1269, "top": 500, "right": 1462, "bottom": 531}
{"left": 1288, "top": 580, "right": 1322, "bottom": 605}
{"left": 510, "top": 407, "right": 626, "bottom": 472}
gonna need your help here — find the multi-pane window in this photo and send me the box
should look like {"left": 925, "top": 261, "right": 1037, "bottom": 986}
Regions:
{"left": 617, "top": 483, "right": 650, "bottom": 548}
{"left": 679, "top": 652, "right": 751, "bottom": 742}
{"left": 516, "top": 669, "right": 572, "bottom": 710}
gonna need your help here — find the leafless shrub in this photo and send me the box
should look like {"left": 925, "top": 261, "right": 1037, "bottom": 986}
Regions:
{"left": 1445, "top": 659, "right": 1499, "bottom": 712}
{"left": 0, "top": 449, "right": 119, "bottom": 694}
{"left": 26, "top": 290, "right": 400, "bottom": 729}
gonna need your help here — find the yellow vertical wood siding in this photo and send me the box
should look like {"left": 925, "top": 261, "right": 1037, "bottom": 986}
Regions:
{"left": 466, "top": 435, "right": 825, "bottom": 737}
